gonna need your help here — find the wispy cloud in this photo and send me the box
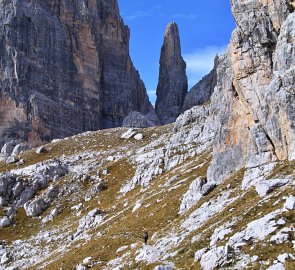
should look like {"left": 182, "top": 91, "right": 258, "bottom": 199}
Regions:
{"left": 147, "top": 90, "right": 157, "bottom": 105}
{"left": 172, "top": 13, "right": 198, "bottom": 20}
{"left": 184, "top": 46, "right": 227, "bottom": 88}
{"left": 125, "top": 10, "right": 151, "bottom": 20}
{"left": 125, "top": 5, "right": 162, "bottom": 20}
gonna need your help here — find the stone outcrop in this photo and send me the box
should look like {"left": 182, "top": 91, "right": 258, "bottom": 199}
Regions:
{"left": 155, "top": 22, "right": 188, "bottom": 124}
{"left": 0, "top": 0, "right": 157, "bottom": 148}
{"left": 182, "top": 55, "right": 219, "bottom": 112}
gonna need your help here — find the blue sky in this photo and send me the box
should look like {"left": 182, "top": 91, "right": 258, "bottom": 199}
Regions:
{"left": 118, "top": 0, "right": 236, "bottom": 104}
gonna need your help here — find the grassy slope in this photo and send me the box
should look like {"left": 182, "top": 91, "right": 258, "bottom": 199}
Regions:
{"left": 0, "top": 125, "right": 294, "bottom": 270}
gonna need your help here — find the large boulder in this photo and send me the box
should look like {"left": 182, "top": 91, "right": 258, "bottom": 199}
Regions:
{"left": 24, "top": 198, "right": 48, "bottom": 217}
{"left": 0, "top": 141, "right": 17, "bottom": 157}
{"left": 284, "top": 195, "right": 295, "bottom": 210}
{"left": 0, "top": 216, "right": 12, "bottom": 228}
{"left": 11, "top": 143, "right": 29, "bottom": 156}
{"left": 255, "top": 179, "right": 289, "bottom": 197}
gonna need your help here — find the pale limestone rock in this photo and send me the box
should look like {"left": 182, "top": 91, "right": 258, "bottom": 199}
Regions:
{"left": 24, "top": 198, "right": 48, "bottom": 217}
{"left": 12, "top": 182, "right": 24, "bottom": 198}
{"left": 76, "top": 265, "right": 87, "bottom": 270}
{"left": 284, "top": 195, "right": 295, "bottom": 210}
{"left": 153, "top": 265, "right": 173, "bottom": 270}
{"left": 0, "top": 216, "right": 12, "bottom": 228}
{"left": 210, "top": 223, "right": 233, "bottom": 247}
{"left": 36, "top": 146, "right": 47, "bottom": 154}
{"left": 134, "top": 133, "right": 144, "bottom": 141}
{"left": 194, "top": 248, "right": 207, "bottom": 262}
{"left": 267, "top": 263, "right": 285, "bottom": 270}
{"left": 11, "top": 144, "right": 28, "bottom": 156}
{"left": 270, "top": 227, "right": 293, "bottom": 244}
{"left": 179, "top": 177, "right": 205, "bottom": 214}
{"left": 116, "top": 246, "right": 128, "bottom": 253}
{"left": 242, "top": 162, "right": 276, "bottom": 190}
{"left": 200, "top": 182, "right": 216, "bottom": 196}
{"left": 200, "top": 245, "right": 233, "bottom": 270}
{"left": 121, "top": 129, "right": 138, "bottom": 139}
{"left": 207, "top": 0, "right": 294, "bottom": 185}
{"left": 6, "top": 156, "right": 18, "bottom": 165}
{"left": 82, "top": 257, "right": 92, "bottom": 264}
{"left": 1, "top": 141, "right": 17, "bottom": 157}
{"left": 228, "top": 210, "right": 281, "bottom": 245}
{"left": 277, "top": 253, "right": 290, "bottom": 263}
{"left": 77, "top": 209, "right": 103, "bottom": 231}
{"left": 132, "top": 201, "right": 142, "bottom": 212}
{"left": 41, "top": 208, "right": 59, "bottom": 223}
{"left": 0, "top": 252, "right": 12, "bottom": 264}
{"left": 255, "top": 179, "right": 289, "bottom": 197}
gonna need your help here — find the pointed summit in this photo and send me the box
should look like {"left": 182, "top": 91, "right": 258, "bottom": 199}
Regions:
{"left": 155, "top": 22, "right": 188, "bottom": 124}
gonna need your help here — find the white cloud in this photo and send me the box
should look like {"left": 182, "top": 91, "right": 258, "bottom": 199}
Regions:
{"left": 125, "top": 5, "right": 162, "bottom": 20}
{"left": 172, "top": 13, "right": 198, "bottom": 20}
{"left": 125, "top": 10, "right": 150, "bottom": 20}
{"left": 183, "top": 46, "right": 227, "bottom": 88}
{"left": 147, "top": 90, "right": 157, "bottom": 105}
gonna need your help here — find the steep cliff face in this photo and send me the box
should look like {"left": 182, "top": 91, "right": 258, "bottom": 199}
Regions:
{"left": 155, "top": 22, "right": 188, "bottom": 124}
{"left": 0, "top": 0, "right": 156, "bottom": 147}
{"left": 207, "top": 0, "right": 294, "bottom": 183}
{"left": 182, "top": 56, "right": 219, "bottom": 112}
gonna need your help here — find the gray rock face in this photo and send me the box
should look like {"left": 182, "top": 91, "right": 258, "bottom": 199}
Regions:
{"left": 182, "top": 56, "right": 219, "bottom": 112}
{"left": 0, "top": 0, "right": 157, "bottom": 147}
{"left": 155, "top": 22, "right": 188, "bottom": 124}
{"left": 206, "top": 0, "right": 295, "bottom": 183}
{"left": 122, "top": 111, "right": 155, "bottom": 128}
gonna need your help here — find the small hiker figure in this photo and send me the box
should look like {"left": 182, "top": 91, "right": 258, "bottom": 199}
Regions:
{"left": 144, "top": 231, "right": 148, "bottom": 245}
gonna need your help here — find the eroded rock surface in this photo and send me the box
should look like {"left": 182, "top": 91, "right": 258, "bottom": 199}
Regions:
{"left": 182, "top": 56, "right": 219, "bottom": 112}
{"left": 155, "top": 22, "right": 188, "bottom": 124}
{"left": 207, "top": 0, "right": 295, "bottom": 183}
{"left": 0, "top": 0, "right": 157, "bottom": 147}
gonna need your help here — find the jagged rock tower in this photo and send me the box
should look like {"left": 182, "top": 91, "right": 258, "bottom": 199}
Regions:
{"left": 0, "top": 0, "right": 157, "bottom": 147}
{"left": 155, "top": 22, "right": 188, "bottom": 124}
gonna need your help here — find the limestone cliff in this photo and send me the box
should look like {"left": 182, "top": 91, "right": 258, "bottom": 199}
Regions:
{"left": 206, "top": 0, "right": 295, "bottom": 183}
{"left": 155, "top": 22, "right": 188, "bottom": 124}
{"left": 0, "top": 0, "right": 157, "bottom": 147}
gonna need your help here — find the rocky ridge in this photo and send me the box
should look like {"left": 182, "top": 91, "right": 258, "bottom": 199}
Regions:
{"left": 0, "top": 0, "right": 157, "bottom": 148}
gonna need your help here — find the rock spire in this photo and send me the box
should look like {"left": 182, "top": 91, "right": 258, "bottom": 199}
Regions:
{"left": 155, "top": 22, "right": 188, "bottom": 124}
